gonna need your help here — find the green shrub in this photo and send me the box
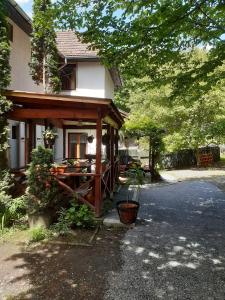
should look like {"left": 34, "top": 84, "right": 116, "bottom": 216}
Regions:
{"left": 0, "top": 172, "right": 26, "bottom": 228}
{"left": 26, "top": 145, "right": 59, "bottom": 214}
{"left": 29, "top": 226, "right": 49, "bottom": 243}
{"left": 54, "top": 202, "right": 96, "bottom": 233}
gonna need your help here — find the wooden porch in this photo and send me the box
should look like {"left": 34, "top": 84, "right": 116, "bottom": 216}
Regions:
{"left": 5, "top": 90, "right": 124, "bottom": 217}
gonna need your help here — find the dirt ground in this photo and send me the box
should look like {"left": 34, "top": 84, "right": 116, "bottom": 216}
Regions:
{"left": 0, "top": 227, "right": 126, "bottom": 300}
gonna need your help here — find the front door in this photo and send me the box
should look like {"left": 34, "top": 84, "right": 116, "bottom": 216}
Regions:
{"left": 68, "top": 133, "right": 87, "bottom": 159}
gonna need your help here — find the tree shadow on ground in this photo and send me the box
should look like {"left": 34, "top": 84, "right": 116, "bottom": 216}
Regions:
{"left": 3, "top": 229, "right": 125, "bottom": 300}
{"left": 107, "top": 180, "right": 225, "bottom": 299}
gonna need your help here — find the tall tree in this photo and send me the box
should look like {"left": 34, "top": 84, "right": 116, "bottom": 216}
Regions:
{"left": 55, "top": 0, "right": 225, "bottom": 97}
{"left": 30, "top": 0, "right": 61, "bottom": 93}
{"left": 0, "top": 0, "right": 12, "bottom": 170}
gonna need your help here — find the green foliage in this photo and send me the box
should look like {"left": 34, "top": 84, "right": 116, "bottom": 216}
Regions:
{"left": 0, "top": 0, "right": 12, "bottom": 166}
{"left": 29, "top": 226, "right": 49, "bottom": 242}
{"left": 26, "top": 145, "right": 59, "bottom": 214}
{"left": 55, "top": 1, "right": 225, "bottom": 98}
{"left": 30, "top": 0, "right": 61, "bottom": 93}
{"left": 54, "top": 202, "right": 95, "bottom": 232}
{"left": 0, "top": 171, "right": 27, "bottom": 227}
{"left": 125, "top": 113, "right": 165, "bottom": 178}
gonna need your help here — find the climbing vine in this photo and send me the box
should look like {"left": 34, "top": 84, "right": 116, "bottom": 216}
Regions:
{"left": 0, "top": 0, "right": 12, "bottom": 169}
{"left": 30, "top": 0, "right": 61, "bottom": 93}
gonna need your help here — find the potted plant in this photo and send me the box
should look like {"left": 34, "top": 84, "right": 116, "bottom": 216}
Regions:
{"left": 52, "top": 163, "right": 67, "bottom": 174}
{"left": 117, "top": 167, "right": 144, "bottom": 224}
{"left": 42, "top": 127, "right": 58, "bottom": 148}
{"left": 26, "top": 145, "right": 59, "bottom": 228}
{"left": 102, "top": 133, "right": 110, "bottom": 145}
{"left": 87, "top": 135, "right": 94, "bottom": 143}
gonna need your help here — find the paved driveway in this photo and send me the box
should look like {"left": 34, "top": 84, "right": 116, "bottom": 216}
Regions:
{"left": 105, "top": 180, "right": 225, "bottom": 300}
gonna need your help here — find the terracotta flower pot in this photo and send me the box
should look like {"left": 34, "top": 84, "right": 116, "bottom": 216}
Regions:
{"left": 117, "top": 200, "right": 139, "bottom": 224}
{"left": 56, "top": 165, "right": 67, "bottom": 174}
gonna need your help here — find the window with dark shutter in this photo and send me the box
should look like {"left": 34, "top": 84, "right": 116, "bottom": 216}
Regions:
{"left": 60, "top": 65, "right": 76, "bottom": 90}
{"left": 8, "top": 23, "right": 13, "bottom": 42}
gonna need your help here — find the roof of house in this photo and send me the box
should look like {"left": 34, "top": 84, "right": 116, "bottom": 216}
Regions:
{"left": 56, "top": 31, "right": 122, "bottom": 87}
{"left": 6, "top": 1, "right": 122, "bottom": 88}
{"left": 6, "top": 0, "right": 32, "bottom": 35}
{"left": 56, "top": 31, "right": 98, "bottom": 60}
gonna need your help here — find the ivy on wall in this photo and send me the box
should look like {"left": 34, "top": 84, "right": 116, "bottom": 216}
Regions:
{"left": 0, "top": 0, "right": 12, "bottom": 169}
{"left": 30, "top": 0, "right": 61, "bottom": 93}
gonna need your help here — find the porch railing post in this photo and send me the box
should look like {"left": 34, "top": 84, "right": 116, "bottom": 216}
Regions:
{"left": 110, "top": 126, "right": 115, "bottom": 197}
{"left": 95, "top": 114, "right": 102, "bottom": 217}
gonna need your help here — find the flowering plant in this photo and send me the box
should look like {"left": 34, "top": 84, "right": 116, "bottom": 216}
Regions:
{"left": 42, "top": 128, "right": 58, "bottom": 141}
{"left": 43, "top": 128, "right": 58, "bottom": 148}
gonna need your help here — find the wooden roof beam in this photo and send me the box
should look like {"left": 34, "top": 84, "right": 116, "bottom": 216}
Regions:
{"left": 8, "top": 108, "right": 98, "bottom": 120}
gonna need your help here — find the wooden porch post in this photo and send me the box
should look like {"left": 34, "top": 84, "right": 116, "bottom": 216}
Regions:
{"left": 106, "top": 125, "right": 110, "bottom": 160}
{"left": 110, "top": 126, "right": 115, "bottom": 197}
{"left": 28, "top": 121, "right": 34, "bottom": 163}
{"left": 95, "top": 114, "right": 102, "bottom": 217}
{"left": 115, "top": 129, "right": 119, "bottom": 156}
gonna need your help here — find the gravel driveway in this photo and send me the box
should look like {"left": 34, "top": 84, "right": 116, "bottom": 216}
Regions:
{"left": 105, "top": 180, "right": 225, "bottom": 300}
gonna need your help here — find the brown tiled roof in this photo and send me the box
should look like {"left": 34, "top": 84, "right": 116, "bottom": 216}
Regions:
{"left": 56, "top": 31, "right": 98, "bottom": 58}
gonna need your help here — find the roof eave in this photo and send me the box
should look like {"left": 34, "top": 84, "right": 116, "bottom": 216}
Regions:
{"left": 6, "top": 0, "right": 32, "bottom": 35}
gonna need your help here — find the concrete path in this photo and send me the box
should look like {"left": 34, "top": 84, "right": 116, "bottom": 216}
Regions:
{"left": 104, "top": 180, "right": 225, "bottom": 300}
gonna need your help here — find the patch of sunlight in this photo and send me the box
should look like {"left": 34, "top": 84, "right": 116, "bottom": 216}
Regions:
{"left": 193, "top": 210, "right": 202, "bottom": 214}
{"left": 179, "top": 236, "right": 187, "bottom": 242}
{"left": 168, "top": 261, "right": 182, "bottom": 267}
{"left": 123, "top": 240, "right": 131, "bottom": 245}
{"left": 148, "top": 251, "right": 161, "bottom": 259}
{"left": 142, "top": 271, "right": 150, "bottom": 279}
{"left": 185, "top": 262, "right": 198, "bottom": 269}
{"left": 144, "top": 218, "right": 153, "bottom": 222}
{"left": 143, "top": 259, "right": 150, "bottom": 264}
{"left": 158, "top": 260, "right": 199, "bottom": 270}
{"left": 158, "top": 261, "right": 182, "bottom": 270}
{"left": 155, "top": 288, "right": 166, "bottom": 298}
{"left": 183, "top": 249, "right": 191, "bottom": 256}
{"left": 199, "top": 199, "right": 214, "bottom": 207}
{"left": 173, "top": 246, "right": 184, "bottom": 252}
{"left": 187, "top": 242, "right": 200, "bottom": 248}
{"left": 135, "top": 247, "right": 145, "bottom": 254}
{"left": 212, "top": 258, "right": 222, "bottom": 265}
{"left": 167, "top": 252, "right": 176, "bottom": 256}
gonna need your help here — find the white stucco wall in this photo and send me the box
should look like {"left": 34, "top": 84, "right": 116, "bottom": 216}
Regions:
{"left": 104, "top": 69, "right": 114, "bottom": 99}
{"left": 8, "top": 20, "right": 43, "bottom": 92}
{"left": 62, "top": 62, "right": 114, "bottom": 99}
{"left": 54, "top": 128, "right": 64, "bottom": 162}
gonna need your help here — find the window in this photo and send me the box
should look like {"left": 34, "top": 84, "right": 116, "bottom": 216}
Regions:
{"left": 68, "top": 133, "right": 87, "bottom": 159}
{"left": 60, "top": 65, "right": 76, "bottom": 90}
{"left": 8, "top": 23, "right": 13, "bottom": 42}
{"left": 12, "top": 125, "right": 17, "bottom": 139}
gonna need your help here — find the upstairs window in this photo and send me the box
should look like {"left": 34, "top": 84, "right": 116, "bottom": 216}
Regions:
{"left": 60, "top": 64, "right": 76, "bottom": 90}
{"left": 8, "top": 23, "right": 13, "bottom": 42}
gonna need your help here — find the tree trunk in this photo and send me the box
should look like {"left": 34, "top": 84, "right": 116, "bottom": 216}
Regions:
{"left": 148, "top": 136, "right": 151, "bottom": 171}
{"left": 43, "top": 55, "right": 46, "bottom": 93}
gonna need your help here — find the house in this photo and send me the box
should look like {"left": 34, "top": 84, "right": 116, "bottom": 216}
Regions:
{"left": 5, "top": 0, "right": 124, "bottom": 216}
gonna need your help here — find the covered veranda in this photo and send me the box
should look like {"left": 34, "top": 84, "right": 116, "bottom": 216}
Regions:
{"left": 5, "top": 90, "right": 124, "bottom": 217}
